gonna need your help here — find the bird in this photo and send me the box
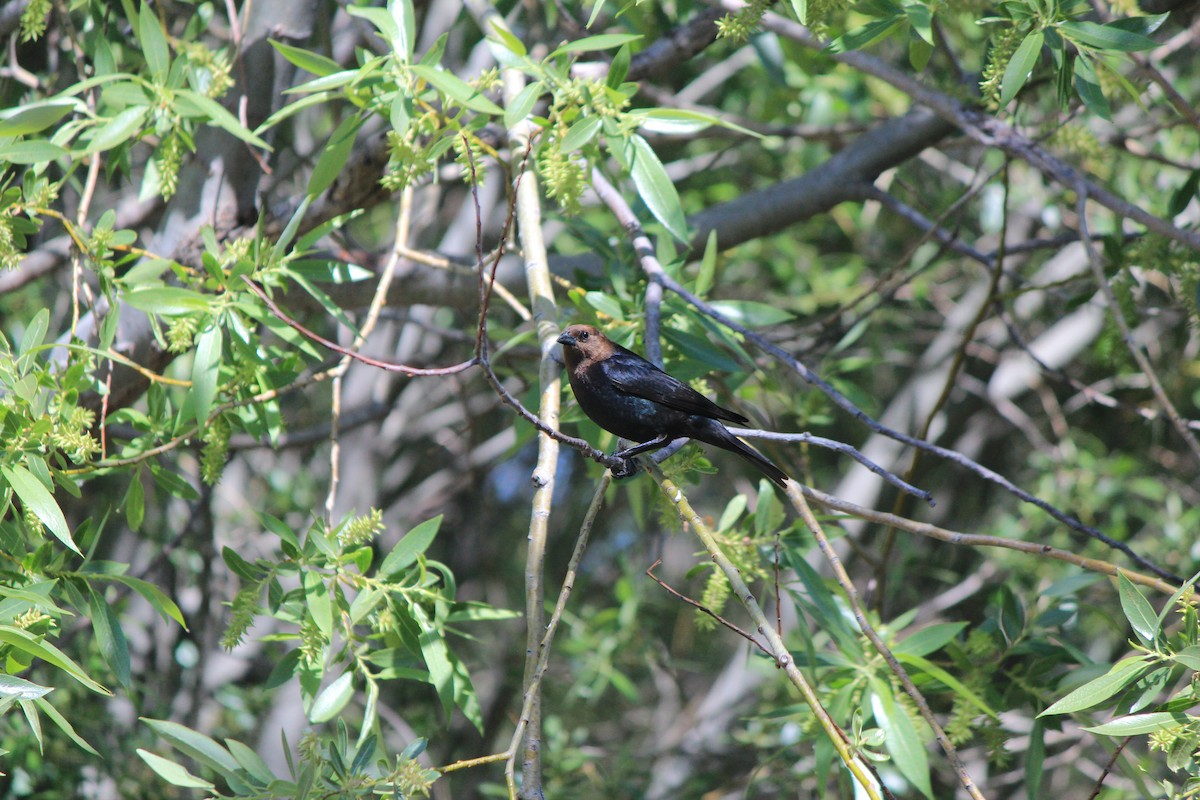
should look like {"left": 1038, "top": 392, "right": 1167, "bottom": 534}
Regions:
{"left": 556, "top": 324, "right": 789, "bottom": 488}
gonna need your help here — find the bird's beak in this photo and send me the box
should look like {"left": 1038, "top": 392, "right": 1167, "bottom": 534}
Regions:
{"left": 556, "top": 331, "right": 576, "bottom": 347}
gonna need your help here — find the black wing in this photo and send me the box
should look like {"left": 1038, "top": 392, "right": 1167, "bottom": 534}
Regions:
{"left": 599, "top": 348, "right": 749, "bottom": 424}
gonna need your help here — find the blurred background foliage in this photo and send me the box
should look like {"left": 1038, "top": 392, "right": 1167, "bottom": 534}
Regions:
{"left": 0, "top": 0, "right": 1198, "bottom": 797}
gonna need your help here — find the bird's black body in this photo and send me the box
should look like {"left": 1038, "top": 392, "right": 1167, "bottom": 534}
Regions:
{"left": 556, "top": 324, "right": 789, "bottom": 488}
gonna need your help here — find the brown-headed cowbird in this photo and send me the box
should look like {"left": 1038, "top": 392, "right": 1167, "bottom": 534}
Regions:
{"left": 556, "top": 324, "right": 789, "bottom": 488}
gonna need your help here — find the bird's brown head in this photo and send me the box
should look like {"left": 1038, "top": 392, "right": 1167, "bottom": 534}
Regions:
{"left": 557, "top": 324, "right": 615, "bottom": 367}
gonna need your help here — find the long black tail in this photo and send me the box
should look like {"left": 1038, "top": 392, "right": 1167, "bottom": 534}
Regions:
{"left": 698, "top": 422, "right": 790, "bottom": 488}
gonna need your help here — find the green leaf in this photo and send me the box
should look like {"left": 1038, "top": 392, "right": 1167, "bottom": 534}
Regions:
{"left": 138, "top": 1, "right": 170, "bottom": 81}
{"left": 909, "top": 34, "right": 933, "bottom": 71}
{"left": 227, "top": 738, "right": 275, "bottom": 784}
{"left": 0, "top": 140, "right": 68, "bottom": 164}
{"left": 559, "top": 115, "right": 603, "bottom": 152}
{"left": 88, "top": 585, "right": 131, "bottom": 688}
{"left": 871, "top": 682, "right": 933, "bottom": 799}
{"left": 1106, "top": 13, "right": 1169, "bottom": 36}
{"left": 101, "top": 574, "right": 186, "bottom": 628}
{"left": 550, "top": 33, "right": 642, "bottom": 57}
{"left": 1073, "top": 56, "right": 1111, "bottom": 121}
{"left": 1168, "top": 169, "right": 1200, "bottom": 217}
{"left": 308, "top": 115, "right": 362, "bottom": 198}
{"left": 825, "top": 17, "right": 904, "bottom": 54}
{"left": 409, "top": 65, "right": 503, "bottom": 115}
{"left": 1173, "top": 645, "right": 1200, "bottom": 672}
{"left": 0, "top": 99, "right": 79, "bottom": 137}
{"left": 36, "top": 697, "right": 99, "bottom": 754}
{"left": 789, "top": 0, "right": 809, "bottom": 25}
{"left": 1026, "top": 719, "right": 1045, "bottom": 799}
{"left": 904, "top": 2, "right": 933, "bottom": 44}
{"left": 191, "top": 325, "right": 222, "bottom": 429}
{"left": 268, "top": 40, "right": 342, "bottom": 77}
{"left": 1, "top": 465, "right": 79, "bottom": 555}
{"left": 149, "top": 463, "right": 200, "bottom": 500}
{"left": 88, "top": 106, "right": 149, "bottom": 153}
{"left": 346, "top": 6, "right": 399, "bottom": 54}
{"left": 445, "top": 603, "right": 520, "bottom": 623}
{"left": 18, "top": 308, "right": 49, "bottom": 361}
{"left": 413, "top": 604, "right": 457, "bottom": 718}
{"left": 1000, "top": 30, "right": 1043, "bottom": 106}
{"left": 896, "top": 652, "right": 998, "bottom": 718}
{"left": 390, "top": 0, "right": 416, "bottom": 61}
{"left": 607, "top": 43, "right": 631, "bottom": 88}
{"left": 138, "top": 749, "right": 216, "bottom": 789}
{"left": 309, "top": 672, "right": 354, "bottom": 723}
{"left": 124, "top": 471, "right": 144, "bottom": 532}
{"left": 583, "top": 291, "right": 625, "bottom": 321}
{"left": 287, "top": 259, "right": 374, "bottom": 284}
{"left": 302, "top": 570, "right": 333, "bottom": 637}
{"left": 1083, "top": 711, "right": 1192, "bottom": 735}
{"left": 489, "top": 19, "right": 527, "bottom": 58}
{"left": 1058, "top": 20, "right": 1157, "bottom": 51}
{"left": 176, "top": 90, "right": 271, "bottom": 149}
{"left": 894, "top": 622, "right": 968, "bottom": 657}
{"left": 1117, "top": 571, "right": 1158, "bottom": 646}
{"left": 695, "top": 231, "right": 719, "bottom": 297}
{"left": 124, "top": 287, "right": 211, "bottom": 316}
{"left": 1040, "top": 656, "right": 1149, "bottom": 715}
{"left": 380, "top": 516, "right": 443, "bottom": 577}
{"left": 632, "top": 108, "right": 759, "bottom": 139}
{"left": 504, "top": 81, "right": 544, "bottom": 129}
{"left": 266, "top": 649, "right": 301, "bottom": 689}
{"left": 142, "top": 718, "right": 241, "bottom": 779}
{"left": 625, "top": 134, "right": 688, "bottom": 242}
{"left": 0, "top": 626, "right": 109, "bottom": 694}
{"left": 0, "top": 674, "right": 52, "bottom": 700}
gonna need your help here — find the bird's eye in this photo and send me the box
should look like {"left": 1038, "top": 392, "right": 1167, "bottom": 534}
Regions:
{"left": 579, "top": 330, "right": 589, "bottom": 340}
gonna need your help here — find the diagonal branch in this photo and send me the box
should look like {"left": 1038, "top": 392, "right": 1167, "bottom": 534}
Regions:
{"left": 731, "top": 0, "right": 1200, "bottom": 253}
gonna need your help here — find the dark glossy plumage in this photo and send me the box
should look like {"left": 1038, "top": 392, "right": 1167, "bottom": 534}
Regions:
{"left": 556, "top": 324, "right": 789, "bottom": 488}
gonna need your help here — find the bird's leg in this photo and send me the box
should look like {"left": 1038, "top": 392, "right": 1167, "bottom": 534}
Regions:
{"left": 609, "top": 435, "right": 674, "bottom": 480}
{"left": 613, "top": 434, "right": 673, "bottom": 460}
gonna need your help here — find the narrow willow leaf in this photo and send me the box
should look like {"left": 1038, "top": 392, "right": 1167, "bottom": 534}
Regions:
{"left": 871, "top": 684, "right": 934, "bottom": 799}
{"left": 268, "top": 40, "right": 341, "bottom": 77}
{"left": 0, "top": 99, "right": 79, "bottom": 137}
{"left": 1117, "top": 570, "right": 1159, "bottom": 646}
{"left": 409, "top": 65, "right": 503, "bottom": 115}
{"left": 1, "top": 465, "right": 79, "bottom": 555}
{"left": 138, "top": 749, "right": 216, "bottom": 789}
{"left": 1000, "top": 30, "right": 1043, "bottom": 106}
{"left": 308, "top": 116, "right": 361, "bottom": 198}
{"left": 1041, "top": 657, "right": 1149, "bottom": 715}
{"left": 309, "top": 672, "right": 354, "bottom": 723}
{"left": 625, "top": 134, "right": 688, "bottom": 242}
{"left": 550, "top": 33, "right": 642, "bottom": 57}
{"left": 138, "top": 1, "right": 170, "bottom": 80}
{"left": 1083, "top": 711, "right": 1191, "bottom": 735}
{"left": 191, "top": 325, "right": 222, "bottom": 429}
{"left": 1059, "top": 20, "right": 1156, "bottom": 51}
{"left": 380, "top": 516, "right": 442, "bottom": 576}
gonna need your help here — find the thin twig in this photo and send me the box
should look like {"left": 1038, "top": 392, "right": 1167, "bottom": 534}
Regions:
{"left": 646, "top": 559, "right": 772, "bottom": 656}
{"left": 323, "top": 186, "right": 415, "bottom": 521}
{"left": 735, "top": 428, "right": 933, "bottom": 504}
{"left": 786, "top": 484, "right": 988, "bottom": 800}
{"left": 735, "top": 0, "right": 1200, "bottom": 252}
{"left": 800, "top": 483, "right": 1179, "bottom": 595}
{"left": 649, "top": 466, "right": 888, "bottom": 799}
{"left": 656, "top": 271, "right": 1181, "bottom": 584}
{"left": 1076, "top": 190, "right": 1200, "bottom": 467}
{"left": 1085, "top": 736, "right": 1132, "bottom": 800}
{"left": 240, "top": 276, "right": 479, "bottom": 376}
